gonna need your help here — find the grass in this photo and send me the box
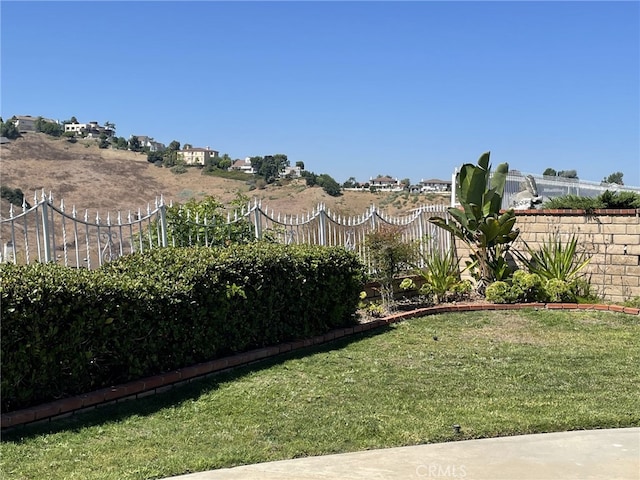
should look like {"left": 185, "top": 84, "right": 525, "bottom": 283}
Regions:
{"left": 1, "top": 309, "right": 639, "bottom": 479}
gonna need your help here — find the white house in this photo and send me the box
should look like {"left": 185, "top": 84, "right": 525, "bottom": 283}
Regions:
{"left": 229, "top": 157, "right": 256, "bottom": 174}
{"left": 369, "top": 175, "right": 404, "bottom": 192}
{"left": 65, "top": 121, "right": 113, "bottom": 138}
{"left": 419, "top": 178, "right": 452, "bottom": 192}
{"left": 133, "top": 135, "right": 165, "bottom": 152}
{"left": 281, "top": 165, "right": 302, "bottom": 178}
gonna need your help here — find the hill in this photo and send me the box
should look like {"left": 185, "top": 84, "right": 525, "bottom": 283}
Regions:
{"left": 1, "top": 133, "right": 449, "bottom": 218}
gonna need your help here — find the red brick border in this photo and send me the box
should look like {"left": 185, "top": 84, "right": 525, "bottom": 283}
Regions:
{"left": 2, "top": 302, "right": 638, "bottom": 431}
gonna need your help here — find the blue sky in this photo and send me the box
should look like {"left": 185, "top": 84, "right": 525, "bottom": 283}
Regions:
{"left": 2, "top": 1, "right": 639, "bottom": 186}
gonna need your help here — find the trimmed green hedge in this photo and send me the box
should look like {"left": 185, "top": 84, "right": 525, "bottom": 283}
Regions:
{"left": 1, "top": 244, "right": 365, "bottom": 412}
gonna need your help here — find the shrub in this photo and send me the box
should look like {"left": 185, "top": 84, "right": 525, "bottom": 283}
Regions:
{"left": 515, "top": 234, "right": 591, "bottom": 284}
{"left": 623, "top": 296, "right": 640, "bottom": 308}
{"left": 484, "top": 271, "right": 594, "bottom": 304}
{"left": 542, "top": 195, "right": 602, "bottom": 211}
{"left": 365, "top": 225, "right": 417, "bottom": 312}
{"left": 416, "top": 246, "right": 459, "bottom": 302}
{"left": 1, "top": 244, "right": 366, "bottom": 412}
{"left": 450, "top": 279, "right": 473, "bottom": 299}
{"left": 485, "top": 281, "right": 512, "bottom": 304}
{"left": 598, "top": 190, "right": 640, "bottom": 209}
{"left": 0, "top": 186, "right": 31, "bottom": 208}
{"left": 412, "top": 245, "right": 472, "bottom": 303}
{"left": 545, "top": 279, "right": 574, "bottom": 303}
{"left": 143, "top": 195, "right": 255, "bottom": 248}
{"left": 511, "top": 270, "right": 546, "bottom": 302}
{"left": 542, "top": 190, "right": 640, "bottom": 210}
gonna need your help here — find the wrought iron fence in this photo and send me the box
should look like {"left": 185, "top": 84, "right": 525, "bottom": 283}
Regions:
{"left": 0, "top": 192, "right": 452, "bottom": 271}
{"left": 0, "top": 192, "right": 167, "bottom": 269}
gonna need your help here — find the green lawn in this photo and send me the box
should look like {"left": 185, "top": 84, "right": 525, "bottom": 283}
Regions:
{"left": 1, "top": 309, "right": 639, "bottom": 480}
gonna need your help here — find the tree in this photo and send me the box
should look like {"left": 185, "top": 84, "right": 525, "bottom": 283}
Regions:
{"left": 1, "top": 186, "right": 31, "bottom": 208}
{"left": 129, "top": 135, "right": 142, "bottom": 152}
{"left": 301, "top": 170, "right": 318, "bottom": 187}
{"left": 273, "top": 154, "right": 289, "bottom": 169}
{"left": 147, "top": 150, "right": 164, "bottom": 164}
{"left": 400, "top": 178, "right": 411, "bottom": 188}
{"left": 429, "top": 152, "right": 519, "bottom": 294}
{"left": 166, "top": 140, "right": 181, "bottom": 152}
{"left": 114, "top": 137, "right": 128, "bottom": 150}
{"left": 544, "top": 168, "right": 578, "bottom": 179}
{"left": 212, "top": 153, "right": 232, "bottom": 169}
{"left": 317, "top": 173, "right": 342, "bottom": 196}
{"left": 342, "top": 176, "right": 358, "bottom": 189}
{"left": 140, "top": 195, "right": 254, "bottom": 248}
{"left": 295, "top": 161, "right": 305, "bottom": 170}
{"left": 603, "top": 172, "right": 624, "bottom": 185}
{"left": 98, "top": 133, "right": 110, "bottom": 149}
{"left": 0, "top": 118, "right": 20, "bottom": 139}
{"left": 104, "top": 121, "right": 116, "bottom": 136}
{"left": 160, "top": 140, "right": 181, "bottom": 166}
{"left": 365, "top": 224, "right": 417, "bottom": 312}
{"left": 35, "top": 117, "right": 63, "bottom": 137}
{"left": 251, "top": 154, "right": 289, "bottom": 183}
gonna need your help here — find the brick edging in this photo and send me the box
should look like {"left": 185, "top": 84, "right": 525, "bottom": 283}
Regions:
{"left": 3, "top": 303, "right": 639, "bottom": 430}
{"left": 511, "top": 208, "right": 640, "bottom": 216}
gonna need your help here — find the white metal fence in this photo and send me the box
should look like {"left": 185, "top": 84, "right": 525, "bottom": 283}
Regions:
{"left": 0, "top": 192, "right": 168, "bottom": 269}
{"left": 0, "top": 192, "right": 451, "bottom": 270}
{"left": 450, "top": 170, "right": 640, "bottom": 209}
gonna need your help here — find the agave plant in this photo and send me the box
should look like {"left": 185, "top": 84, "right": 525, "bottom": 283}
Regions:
{"left": 429, "top": 152, "right": 520, "bottom": 293}
{"left": 514, "top": 234, "right": 591, "bottom": 283}
{"left": 413, "top": 244, "right": 465, "bottom": 303}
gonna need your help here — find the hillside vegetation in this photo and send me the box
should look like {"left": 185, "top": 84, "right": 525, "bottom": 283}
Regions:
{"left": 0, "top": 133, "right": 448, "bottom": 217}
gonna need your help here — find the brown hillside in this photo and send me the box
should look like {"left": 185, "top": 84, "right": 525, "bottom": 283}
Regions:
{"left": 0, "top": 133, "right": 449, "bottom": 217}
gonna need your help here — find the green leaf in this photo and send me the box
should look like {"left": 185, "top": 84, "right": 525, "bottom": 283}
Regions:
{"left": 477, "top": 151, "right": 490, "bottom": 171}
{"left": 490, "top": 162, "right": 509, "bottom": 198}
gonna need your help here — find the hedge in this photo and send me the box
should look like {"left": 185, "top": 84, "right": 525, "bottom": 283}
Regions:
{"left": 0, "top": 244, "right": 366, "bottom": 412}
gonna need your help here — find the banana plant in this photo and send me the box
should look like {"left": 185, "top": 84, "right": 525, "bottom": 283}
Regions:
{"left": 429, "top": 152, "right": 520, "bottom": 293}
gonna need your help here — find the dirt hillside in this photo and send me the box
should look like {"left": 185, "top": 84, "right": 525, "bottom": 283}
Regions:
{"left": 1, "top": 133, "right": 449, "bottom": 217}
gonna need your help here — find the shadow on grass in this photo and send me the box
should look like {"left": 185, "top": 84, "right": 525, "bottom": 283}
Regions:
{"left": 2, "top": 324, "right": 394, "bottom": 442}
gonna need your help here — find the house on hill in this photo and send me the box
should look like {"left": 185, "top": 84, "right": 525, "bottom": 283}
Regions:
{"left": 369, "top": 175, "right": 404, "bottom": 192}
{"left": 281, "top": 165, "right": 302, "bottom": 178}
{"left": 134, "top": 135, "right": 165, "bottom": 152}
{"left": 419, "top": 178, "right": 452, "bottom": 192}
{"left": 178, "top": 146, "right": 219, "bottom": 166}
{"left": 14, "top": 115, "right": 59, "bottom": 133}
{"left": 229, "top": 157, "right": 256, "bottom": 174}
{"left": 64, "top": 121, "right": 113, "bottom": 138}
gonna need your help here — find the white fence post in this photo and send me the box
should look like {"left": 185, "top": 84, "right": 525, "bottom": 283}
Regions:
{"left": 40, "top": 192, "right": 52, "bottom": 263}
{"left": 253, "top": 200, "right": 262, "bottom": 240}
{"left": 158, "top": 200, "right": 168, "bottom": 248}
{"left": 318, "top": 204, "right": 327, "bottom": 246}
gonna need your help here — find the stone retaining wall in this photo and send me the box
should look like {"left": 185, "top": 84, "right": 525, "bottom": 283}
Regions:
{"left": 455, "top": 209, "right": 640, "bottom": 303}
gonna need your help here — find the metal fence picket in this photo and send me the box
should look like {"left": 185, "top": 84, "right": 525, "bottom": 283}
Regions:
{"left": 1, "top": 192, "right": 452, "bottom": 269}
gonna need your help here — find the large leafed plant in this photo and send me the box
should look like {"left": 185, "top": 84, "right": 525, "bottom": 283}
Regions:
{"left": 429, "top": 152, "right": 519, "bottom": 293}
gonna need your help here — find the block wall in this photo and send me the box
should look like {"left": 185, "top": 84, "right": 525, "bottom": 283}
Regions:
{"left": 455, "top": 209, "right": 640, "bottom": 304}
